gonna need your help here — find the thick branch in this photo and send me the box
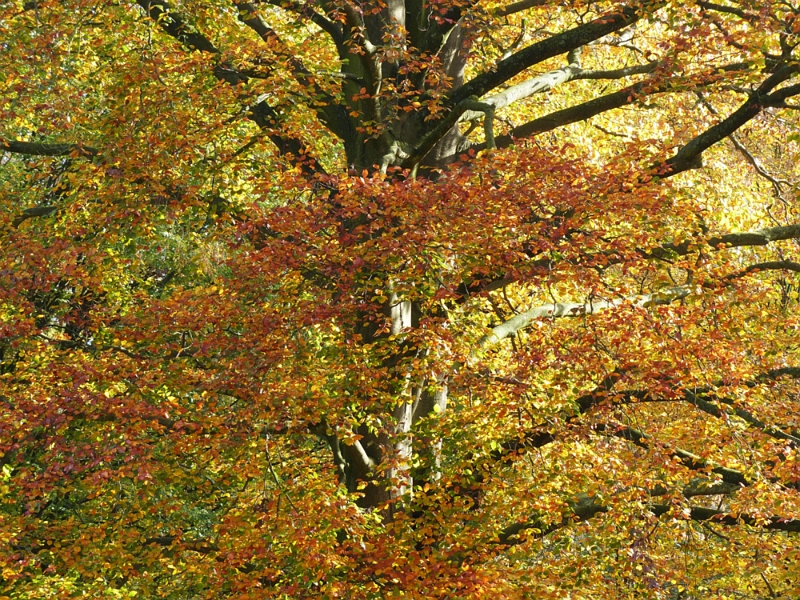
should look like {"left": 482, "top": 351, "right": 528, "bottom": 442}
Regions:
{"left": 233, "top": 1, "right": 346, "bottom": 136}
{"left": 136, "top": 0, "right": 323, "bottom": 176}
{"left": 1, "top": 139, "right": 97, "bottom": 157}
{"left": 685, "top": 389, "right": 800, "bottom": 446}
{"left": 575, "top": 62, "right": 660, "bottom": 80}
{"left": 697, "top": 92, "right": 791, "bottom": 195}
{"left": 235, "top": 2, "right": 314, "bottom": 83}
{"left": 576, "top": 371, "right": 800, "bottom": 447}
{"left": 460, "top": 61, "right": 658, "bottom": 122}
{"left": 601, "top": 423, "right": 749, "bottom": 485}
{"left": 678, "top": 479, "right": 742, "bottom": 498}
{"left": 495, "top": 0, "right": 548, "bottom": 17}
{"left": 697, "top": 1, "right": 760, "bottom": 23}
{"left": 404, "top": 97, "right": 493, "bottom": 170}
{"left": 470, "top": 81, "right": 657, "bottom": 156}
{"left": 261, "top": 0, "right": 344, "bottom": 50}
{"left": 481, "top": 221, "right": 800, "bottom": 336}
{"left": 450, "top": 2, "right": 658, "bottom": 105}
{"left": 653, "top": 223, "right": 800, "bottom": 260}
{"left": 474, "top": 62, "right": 748, "bottom": 155}
{"left": 493, "top": 363, "right": 800, "bottom": 487}
{"left": 710, "top": 224, "right": 800, "bottom": 248}
{"left": 351, "top": 439, "right": 377, "bottom": 471}
{"left": 135, "top": 0, "right": 219, "bottom": 53}
{"left": 480, "top": 285, "right": 692, "bottom": 348}
{"left": 498, "top": 500, "right": 800, "bottom": 545}
{"left": 663, "top": 65, "right": 800, "bottom": 176}
{"left": 651, "top": 505, "right": 800, "bottom": 532}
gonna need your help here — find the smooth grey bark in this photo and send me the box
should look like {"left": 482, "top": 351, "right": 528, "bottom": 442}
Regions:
{"left": 412, "top": 376, "right": 448, "bottom": 485}
{"left": 458, "top": 60, "right": 658, "bottom": 122}
{"left": 479, "top": 286, "right": 694, "bottom": 348}
{"left": 480, "top": 230, "right": 800, "bottom": 349}
{"left": 449, "top": 2, "right": 656, "bottom": 105}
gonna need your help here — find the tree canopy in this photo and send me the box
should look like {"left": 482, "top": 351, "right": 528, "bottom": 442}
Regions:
{"left": 2, "top": 0, "right": 800, "bottom": 597}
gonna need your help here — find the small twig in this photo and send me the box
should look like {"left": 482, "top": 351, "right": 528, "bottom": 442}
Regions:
{"left": 699, "top": 520, "right": 731, "bottom": 542}
{"left": 592, "top": 123, "right": 632, "bottom": 139}
{"left": 264, "top": 434, "right": 298, "bottom": 511}
{"left": 696, "top": 92, "right": 792, "bottom": 208}
{"left": 502, "top": 286, "right": 519, "bottom": 314}
{"left": 760, "top": 572, "right": 777, "bottom": 598}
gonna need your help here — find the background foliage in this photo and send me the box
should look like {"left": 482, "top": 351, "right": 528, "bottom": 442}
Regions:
{"left": 2, "top": 0, "right": 800, "bottom": 597}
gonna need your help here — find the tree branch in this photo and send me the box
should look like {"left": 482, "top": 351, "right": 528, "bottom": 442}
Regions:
{"left": 481, "top": 225, "right": 800, "bottom": 358}
{"left": 497, "top": 81, "right": 652, "bottom": 146}
{"left": 497, "top": 500, "right": 800, "bottom": 546}
{"left": 459, "top": 60, "right": 658, "bottom": 124}
{"left": 696, "top": 92, "right": 791, "bottom": 198}
{"left": 233, "top": 2, "right": 347, "bottom": 137}
{"left": 495, "top": 0, "right": 548, "bottom": 17}
{"left": 479, "top": 285, "right": 693, "bottom": 348}
{"left": 144, "top": 535, "right": 220, "bottom": 553}
{"left": 404, "top": 96, "right": 495, "bottom": 171}
{"left": 1, "top": 139, "right": 97, "bottom": 157}
{"left": 135, "top": 0, "right": 219, "bottom": 53}
{"left": 468, "top": 62, "right": 748, "bottom": 155}
{"left": 576, "top": 62, "right": 660, "bottom": 80}
{"left": 491, "top": 363, "right": 800, "bottom": 488}
{"left": 351, "top": 439, "right": 377, "bottom": 471}
{"left": 260, "top": 0, "right": 344, "bottom": 51}
{"left": 685, "top": 389, "right": 800, "bottom": 446}
{"left": 652, "top": 505, "right": 800, "bottom": 532}
{"left": 652, "top": 223, "right": 800, "bottom": 260}
{"left": 136, "top": 0, "right": 324, "bottom": 176}
{"left": 449, "top": 2, "right": 659, "bottom": 105}
{"left": 697, "top": 1, "right": 760, "bottom": 24}
{"left": 577, "top": 373, "right": 800, "bottom": 447}
{"left": 663, "top": 64, "right": 800, "bottom": 176}
{"left": 441, "top": 79, "right": 662, "bottom": 162}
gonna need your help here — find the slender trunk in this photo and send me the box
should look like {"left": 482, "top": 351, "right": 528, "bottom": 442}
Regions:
{"left": 329, "top": 8, "right": 469, "bottom": 512}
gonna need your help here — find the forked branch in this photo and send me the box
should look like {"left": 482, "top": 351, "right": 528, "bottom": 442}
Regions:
{"left": 136, "top": 0, "right": 324, "bottom": 176}
{"left": 450, "top": 2, "right": 660, "bottom": 104}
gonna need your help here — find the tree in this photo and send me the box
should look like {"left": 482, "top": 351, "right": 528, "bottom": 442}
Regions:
{"left": 2, "top": 0, "right": 800, "bottom": 596}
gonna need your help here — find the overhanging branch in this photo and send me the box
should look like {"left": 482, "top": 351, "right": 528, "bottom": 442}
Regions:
{"left": 477, "top": 219, "right": 800, "bottom": 348}
{"left": 450, "top": 61, "right": 750, "bottom": 157}
{"left": 1, "top": 139, "right": 97, "bottom": 157}
{"left": 653, "top": 222, "right": 800, "bottom": 259}
{"left": 136, "top": 0, "right": 324, "bottom": 176}
{"left": 663, "top": 64, "right": 800, "bottom": 176}
{"left": 578, "top": 376, "right": 800, "bottom": 447}
{"left": 495, "top": 0, "right": 548, "bottom": 17}
{"left": 497, "top": 499, "right": 800, "bottom": 546}
{"left": 136, "top": 0, "right": 219, "bottom": 53}
{"left": 261, "top": 0, "right": 344, "bottom": 51}
{"left": 479, "top": 285, "right": 692, "bottom": 348}
{"left": 491, "top": 362, "right": 800, "bottom": 488}
{"left": 450, "top": 1, "right": 660, "bottom": 104}
{"left": 459, "top": 60, "right": 658, "bottom": 122}
{"left": 233, "top": 1, "right": 347, "bottom": 137}
{"left": 697, "top": 0, "right": 760, "bottom": 23}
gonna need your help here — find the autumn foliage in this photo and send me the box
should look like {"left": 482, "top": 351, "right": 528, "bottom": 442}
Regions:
{"left": 2, "top": 0, "right": 800, "bottom": 597}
